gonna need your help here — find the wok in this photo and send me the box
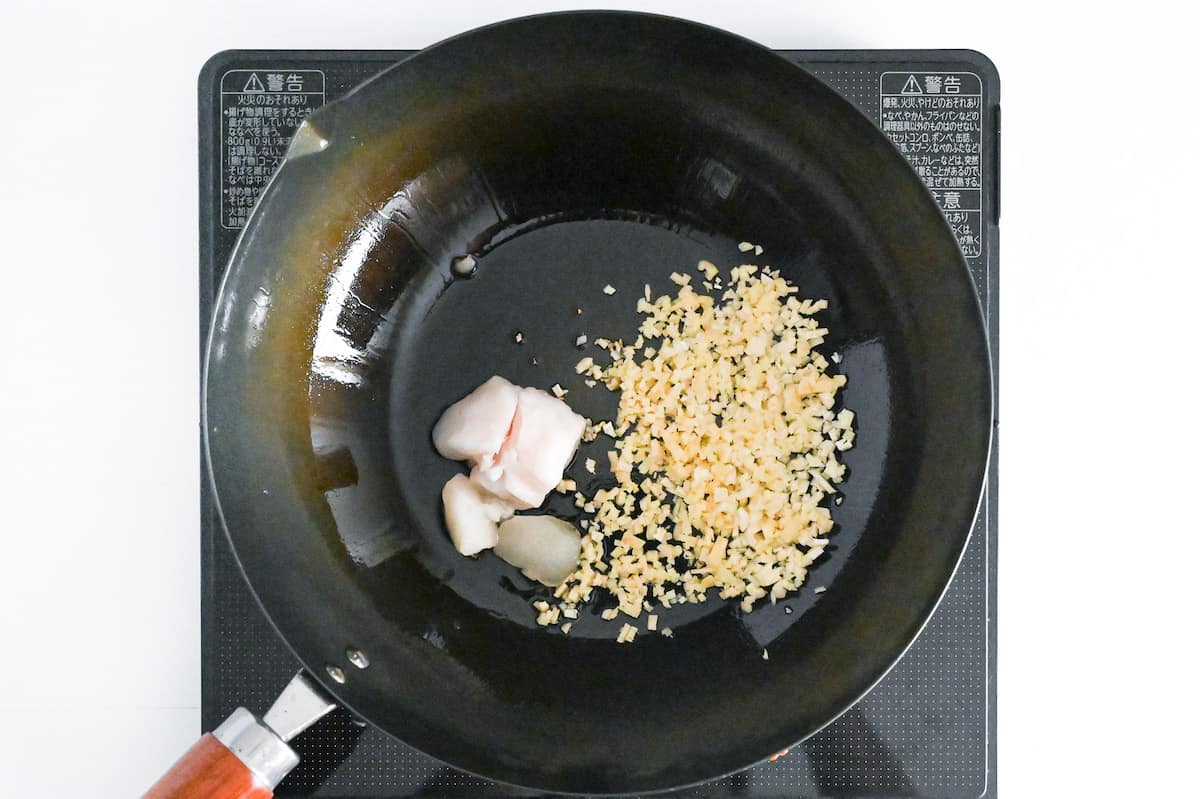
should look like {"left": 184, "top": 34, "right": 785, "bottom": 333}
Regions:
{"left": 150, "top": 11, "right": 991, "bottom": 797}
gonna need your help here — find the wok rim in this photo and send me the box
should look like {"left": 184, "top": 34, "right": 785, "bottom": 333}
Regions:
{"left": 201, "top": 10, "right": 994, "bottom": 794}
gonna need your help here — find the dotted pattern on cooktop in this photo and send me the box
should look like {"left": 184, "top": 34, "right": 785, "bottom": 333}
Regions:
{"left": 200, "top": 52, "right": 998, "bottom": 799}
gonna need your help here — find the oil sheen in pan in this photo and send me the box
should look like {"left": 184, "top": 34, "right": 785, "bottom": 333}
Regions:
{"left": 378, "top": 215, "right": 868, "bottom": 641}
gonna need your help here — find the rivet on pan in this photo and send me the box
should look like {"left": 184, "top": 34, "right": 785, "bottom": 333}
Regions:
{"left": 450, "top": 254, "right": 477, "bottom": 278}
{"left": 346, "top": 647, "right": 370, "bottom": 669}
{"left": 326, "top": 664, "right": 347, "bottom": 684}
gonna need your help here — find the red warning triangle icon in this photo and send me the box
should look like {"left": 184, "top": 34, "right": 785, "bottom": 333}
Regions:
{"left": 900, "top": 75, "right": 923, "bottom": 95}
{"left": 243, "top": 73, "right": 265, "bottom": 93}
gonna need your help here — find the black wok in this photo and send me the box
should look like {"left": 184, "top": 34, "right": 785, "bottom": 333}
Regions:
{"left": 194, "top": 11, "right": 990, "bottom": 795}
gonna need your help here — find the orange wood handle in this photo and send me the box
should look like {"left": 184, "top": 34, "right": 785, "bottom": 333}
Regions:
{"left": 142, "top": 733, "right": 273, "bottom": 799}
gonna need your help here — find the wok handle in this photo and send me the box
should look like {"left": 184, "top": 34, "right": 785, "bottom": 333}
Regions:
{"left": 141, "top": 673, "right": 336, "bottom": 798}
{"left": 140, "top": 707, "right": 300, "bottom": 799}
{"left": 141, "top": 732, "right": 275, "bottom": 799}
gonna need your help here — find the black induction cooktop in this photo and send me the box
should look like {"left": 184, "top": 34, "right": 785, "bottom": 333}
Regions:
{"left": 199, "top": 48, "right": 999, "bottom": 798}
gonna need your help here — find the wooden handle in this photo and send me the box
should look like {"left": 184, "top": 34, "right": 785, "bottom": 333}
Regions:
{"left": 141, "top": 733, "right": 273, "bottom": 799}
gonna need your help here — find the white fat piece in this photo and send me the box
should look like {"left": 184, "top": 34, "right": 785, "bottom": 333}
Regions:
{"left": 494, "top": 515, "right": 582, "bottom": 586}
{"left": 470, "top": 387, "right": 586, "bottom": 509}
{"left": 441, "top": 474, "right": 514, "bottom": 556}
{"left": 431, "top": 375, "right": 520, "bottom": 466}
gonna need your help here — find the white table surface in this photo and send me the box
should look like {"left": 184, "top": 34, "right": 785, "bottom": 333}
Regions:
{"left": 1, "top": 1, "right": 1197, "bottom": 796}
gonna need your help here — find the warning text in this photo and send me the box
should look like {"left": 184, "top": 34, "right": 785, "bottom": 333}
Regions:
{"left": 880, "top": 72, "right": 984, "bottom": 258}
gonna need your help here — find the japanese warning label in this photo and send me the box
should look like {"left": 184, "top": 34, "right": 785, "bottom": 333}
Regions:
{"left": 219, "top": 69, "right": 325, "bottom": 229}
{"left": 879, "top": 72, "right": 983, "bottom": 258}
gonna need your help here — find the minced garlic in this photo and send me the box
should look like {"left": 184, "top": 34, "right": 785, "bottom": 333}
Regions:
{"left": 544, "top": 260, "right": 854, "bottom": 625}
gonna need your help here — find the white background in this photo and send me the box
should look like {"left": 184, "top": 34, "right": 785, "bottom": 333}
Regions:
{"left": 1, "top": 0, "right": 1197, "bottom": 796}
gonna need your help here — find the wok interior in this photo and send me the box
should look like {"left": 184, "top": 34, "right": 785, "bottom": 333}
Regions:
{"left": 205, "top": 13, "right": 989, "bottom": 792}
